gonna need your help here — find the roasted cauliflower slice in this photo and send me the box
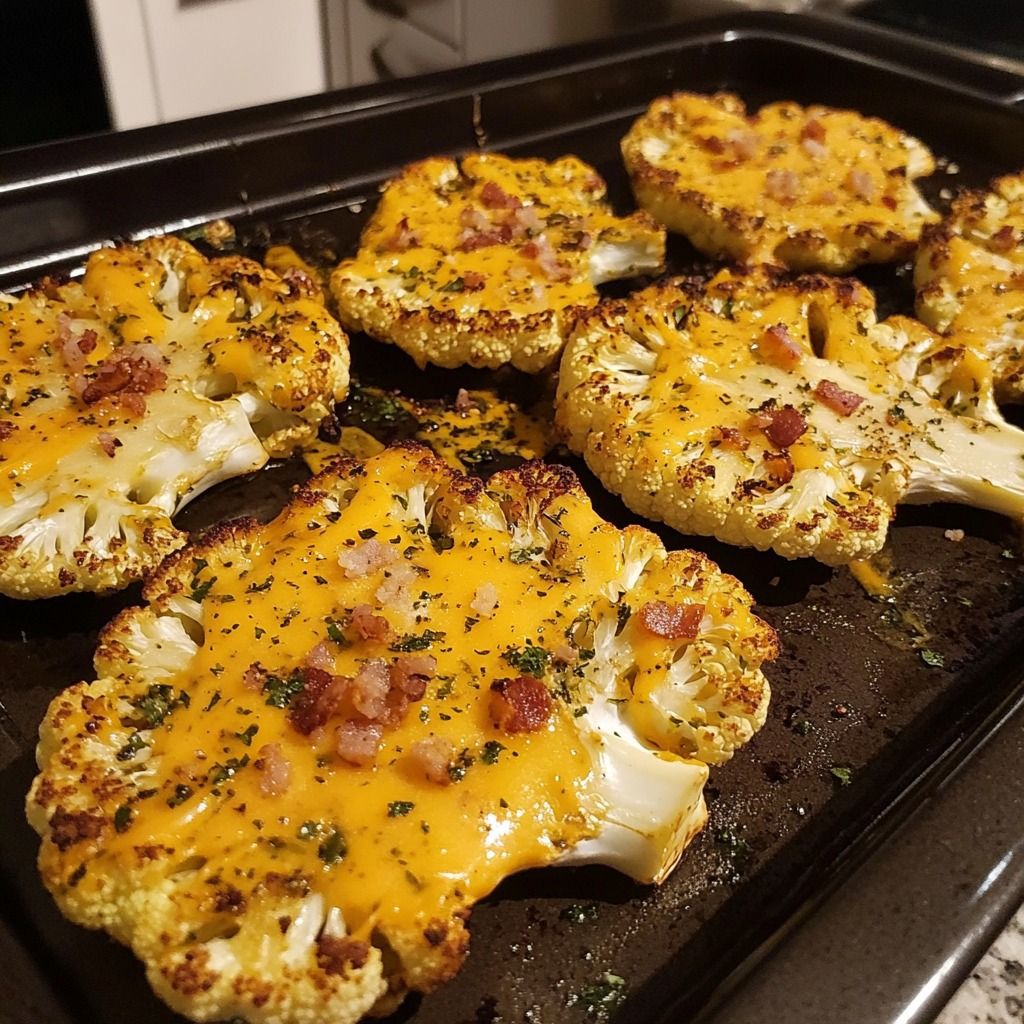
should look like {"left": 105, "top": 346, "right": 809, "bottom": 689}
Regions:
{"left": 915, "top": 170, "right": 1024, "bottom": 403}
{"left": 556, "top": 266, "right": 1024, "bottom": 566}
{"left": 330, "top": 153, "right": 665, "bottom": 372}
{"left": 621, "top": 91, "right": 938, "bottom": 272}
{"left": 0, "top": 235, "right": 350, "bottom": 598}
{"left": 28, "top": 443, "right": 775, "bottom": 1024}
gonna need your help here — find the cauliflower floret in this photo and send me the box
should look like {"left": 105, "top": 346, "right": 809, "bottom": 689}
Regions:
{"left": 915, "top": 170, "right": 1024, "bottom": 403}
{"left": 621, "top": 91, "right": 938, "bottom": 272}
{"left": 27, "top": 444, "right": 776, "bottom": 1024}
{"left": 556, "top": 266, "right": 1024, "bottom": 566}
{"left": 0, "top": 236, "right": 350, "bottom": 598}
{"left": 330, "top": 153, "right": 665, "bottom": 373}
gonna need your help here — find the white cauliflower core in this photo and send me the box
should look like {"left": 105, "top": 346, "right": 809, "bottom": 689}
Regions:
{"left": 915, "top": 170, "right": 1024, "bottom": 403}
{"left": 0, "top": 235, "right": 350, "bottom": 598}
{"left": 27, "top": 444, "right": 776, "bottom": 1024}
{"left": 330, "top": 153, "right": 665, "bottom": 372}
{"left": 556, "top": 266, "right": 1024, "bottom": 565}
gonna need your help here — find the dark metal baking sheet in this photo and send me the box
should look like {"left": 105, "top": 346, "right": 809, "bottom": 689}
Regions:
{"left": 1, "top": 11, "right": 1023, "bottom": 1024}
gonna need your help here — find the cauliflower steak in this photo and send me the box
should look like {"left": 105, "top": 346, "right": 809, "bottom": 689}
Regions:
{"left": 330, "top": 153, "right": 665, "bottom": 372}
{"left": 915, "top": 170, "right": 1024, "bottom": 403}
{"left": 621, "top": 91, "right": 938, "bottom": 272}
{"left": 0, "top": 236, "right": 350, "bottom": 598}
{"left": 28, "top": 444, "right": 776, "bottom": 1024}
{"left": 556, "top": 266, "right": 1024, "bottom": 565}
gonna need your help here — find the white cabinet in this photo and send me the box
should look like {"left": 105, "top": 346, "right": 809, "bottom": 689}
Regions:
{"left": 88, "top": 0, "right": 328, "bottom": 129}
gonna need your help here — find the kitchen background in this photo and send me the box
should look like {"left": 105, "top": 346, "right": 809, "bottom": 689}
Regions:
{"left": 3, "top": 0, "right": 1019, "bottom": 151}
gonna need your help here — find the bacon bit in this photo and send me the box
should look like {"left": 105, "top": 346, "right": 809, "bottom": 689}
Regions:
{"left": 349, "top": 659, "right": 390, "bottom": 720}
{"left": 698, "top": 135, "right": 726, "bottom": 155}
{"left": 0, "top": 420, "right": 14, "bottom": 442}
{"left": 316, "top": 935, "right": 370, "bottom": 976}
{"left": 254, "top": 743, "right": 291, "bottom": 797}
{"left": 454, "top": 388, "right": 478, "bottom": 414}
{"left": 351, "top": 603, "right": 392, "bottom": 642}
{"left": 637, "top": 600, "right": 704, "bottom": 640}
{"left": 389, "top": 655, "right": 436, "bottom": 701}
{"left": 880, "top": 195, "right": 897, "bottom": 211}
{"left": 765, "top": 168, "right": 801, "bottom": 203}
{"left": 470, "top": 581, "right": 499, "bottom": 618}
{"left": 755, "top": 404, "right": 808, "bottom": 449}
{"left": 801, "top": 137, "right": 828, "bottom": 159}
{"left": 818, "top": 189, "right": 838, "bottom": 205}
{"left": 97, "top": 431, "right": 122, "bottom": 458}
{"left": 75, "top": 344, "right": 167, "bottom": 414}
{"left": 479, "top": 180, "right": 522, "bottom": 210}
{"left": 552, "top": 643, "right": 578, "bottom": 665}
{"left": 762, "top": 449, "right": 795, "bottom": 486}
{"left": 334, "top": 719, "right": 383, "bottom": 766}
{"left": 990, "top": 225, "right": 1017, "bottom": 254}
{"left": 756, "top": 324, "right": 804, "bottom": 369}
{"left": 242, "top": 663, "right": 267, "bottom": 692}
{"left": 408, "top": 735, "right": 456, "bottom": 785}
{"left": 387, "top": 216, "right": 421, "bottom": 251}
{"left": 800, "top": 118, "right": 826, "bottom": 144}
{"left": 508, "top": 204, "right": 544, "bottom": 236}
{"left": 374, "top": 562, "right": 419, "bottom": 622}
{"left": 814, "top": 379, "right": 864, "bottom": 416}
{"left": 459, "top": 206, "right": 492, "bottom": 232}
{"left": 712, "top": 425, "right": 750, "bottom": 451}
{"left": 305, "top": 642, "right": 337, "bottom": 674}
{"left": 458, "top": 229, "right": 508, "bottom": 252}
{"left": 726, "top": 128, "right": 760, "bottom": 161}
{"left": 845, "top": 168, "right": 876, "bottom": 201}
{"left": 489, "top": 676, "right": 552, "bottom": 734}
{"left": 338, "top": 538, "right": 399, "bottom": 579}
{"left": 462, "top": 270, "right": 486, "bottom": 291}
{"left": 522, "top": 234, "right": 573, "bottom": 282}
{"left": 288, "top": 668, "right": 349, "bottom": 736}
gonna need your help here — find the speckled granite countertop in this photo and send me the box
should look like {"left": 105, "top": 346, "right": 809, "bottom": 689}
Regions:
{"left": 938, "top": 911, "right": 1024, "bottom": 1024}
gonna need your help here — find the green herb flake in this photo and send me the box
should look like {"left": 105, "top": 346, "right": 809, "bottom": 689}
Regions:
{"left": 391, "top": 629, "right": 446, "bottom": 653}
{"left": 830, "top": 766, "right": 853, "bottom": 786}
{"left": 167, "top": 784, "right": 194, "bottom": 808}
{"left": 204, "top": 690, "right": 222, "bottom": 712}
{"left": 502, "top": 643, "right": 550, "bottom": 677}
{"left": 113, "top": 805, "right": 133, "bottom": 833}
{"left": 318, "top": 826, "right": 348, "bottom": 865}
{"left": 559, "top": 902, "right": 599, "bottom": 924}
{"left": 920, "top": 648, "right": 945, "bottom": 668}
{"left": 263, "top": 670, "right": 306, "bottom": 708}
{"left": 388, "top": 800, "right": 415, "bottom": 818}
{"left": 190, "top": 577, "right": 216, "bottom": 603}
{"left": 569, "top": 972, "right": 627, "bottom": 1016}
{"left": 510, "top": 545, "right": 544, "bottom": 565}
{"left": 481, "top": 741, "right": 506, "bottom": 765}
{"left": 296, "top": 821, "right": 317, "bottom": 841}
{"left": 116, "top": 731, "right": 148, "bottom": 762}
{"left": 235, "top": 724, "right": 259, "bottom": 746}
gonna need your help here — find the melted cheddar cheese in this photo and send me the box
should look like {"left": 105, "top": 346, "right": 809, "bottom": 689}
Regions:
{"left": 622, "top": 92, "right": 938, "bottom": 272}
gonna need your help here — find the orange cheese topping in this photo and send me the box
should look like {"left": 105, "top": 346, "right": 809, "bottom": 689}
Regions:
{"left": 45, "top": 456, "right": 684, "bottom": 947}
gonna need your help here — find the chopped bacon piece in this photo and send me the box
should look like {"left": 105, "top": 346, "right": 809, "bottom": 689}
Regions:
{"left": 338, "top": 538, "right": 399, "bottom": 578}
{"left": 765, "top": 168, "right": 800, "bottom": 203}
{"left": 990, "top": 225, "right": 1017, "bottom": 254}
{"left": 58, "top": 320, "right": 99, "bottom": 374}
{"left": 334, "top": 719, "right": 383, "bottom": 766}
{"left": 479, "top": 180, "right": 522, "bottom": 210}
{"left": 521, "top": 234, "right": 573, "bottom": 282}
{"left": 454, "top": 387, "right": 478, "bottom": 414}
{"left": 489, "top": 676, "right": 552, "bottom": 734}
{"left": 801, "top": 137, "right": 828, "bottom": 159}
{"left": 75, "top": 343, "right": 167, "bottom": 414}
{"left": 756, "top": 404, "right": 808, "bottom": 449}
{"left": 726, "top": 128, "right": 761, "bottom": 161}
{"left": 0, "top": 420, "right": 14, "bottom": 442}
{"left": 350, "top": 659, "right": 390, "bottom": 720}
{"left": 712, "top": 425, "right": 750, "bottom": 451}
{"left": 800, "top": 119, "right": 825, "bottom": 143}
{"left": 97, "top": 431, "right": 121, "bottom": 458}
{"left": 470, "top": 581, "right": 499, "bottom": 618}
{"left": 457, "top": 229, "right": 509, "bottom": 252}
{"left": 389, "top": 655, "right": 436, "bottom": 701}
{"left": 508, "top": 204, "right": 544, "bottom": 236}
{"left": 756, "top": 324, "right": 804, "bottom": 369}
{"left": 637, "top": 600, "right": 705, "bottom": 640}
{"left": 351, "top": 603, "right": 392, "bottom": 642}
{"left": 279, "top": 266, "right": 318, "bottom": 299}
{"left": 254, "top": 743, "right": 291, "bottom": 797}
{"left": 288, "top": 668, "right": 349, "bottom": 736}
{"left": 408, "top": 735, "right": 455, "bottom": 785}
{"left": 242, "top": 663, "right": 267, "bottom": 692}
{"left": 552, "top": 643, "right": 578, "bottom": 665}
{"left": 387, "top": 216, "right": 421, "bottom": 251}
{"left": 762, "top": 449, "right": 795, "bottom": 486}
{"left": 813, "top": 378, "right": 864, "bottom": 416}
{"left": 305, "top": 641, "right": 337, "bottom": 674}
{"left": 374, "top": 562, "right": 419, "bottom": 621}
{"left": 698, "top": 134, "right": 726, "bottom": 155}
{"left": 462, "top": 270, "right": 486, "bottom": 291}
{"left": 845, "top": 168, "right": 876, "bottom": 201}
